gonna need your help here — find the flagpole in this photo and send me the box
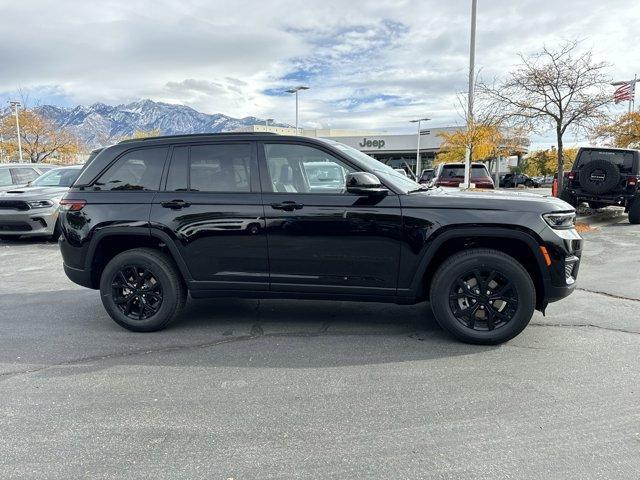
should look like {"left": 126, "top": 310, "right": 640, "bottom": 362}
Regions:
{"left": 632, "top": 74, "right": 637, "bottom": 113}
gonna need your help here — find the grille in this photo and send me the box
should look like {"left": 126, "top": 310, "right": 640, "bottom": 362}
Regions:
{"left": 0, "top": 222, "right": 32, "bottom": 232}
{"left": 0, "top": 200, "right": 30, "bottom": 211}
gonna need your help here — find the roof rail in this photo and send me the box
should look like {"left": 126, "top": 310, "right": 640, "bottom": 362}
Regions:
{"left": 118, "top": 132, "right": 279, "bottom": 144}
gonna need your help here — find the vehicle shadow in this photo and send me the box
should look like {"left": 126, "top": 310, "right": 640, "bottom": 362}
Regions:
{"left": 0, "top": 289, "right": 494, "bottom": 377}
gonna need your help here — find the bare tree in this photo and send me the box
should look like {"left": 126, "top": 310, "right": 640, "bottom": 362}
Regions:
{"left": 480, "top": 41, "right": 611, "bottom": 193}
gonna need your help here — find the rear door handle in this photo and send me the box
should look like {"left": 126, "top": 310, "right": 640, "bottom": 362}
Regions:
{"left": 270, "top": 201, "right": 303, "bottom": 211}
{"left": 161, "top": 199, "right": 191, "bottom": 209}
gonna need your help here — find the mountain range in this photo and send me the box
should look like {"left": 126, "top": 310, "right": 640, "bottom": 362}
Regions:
{"left": 35, "top": 99, "right": 289, "bottom": 148}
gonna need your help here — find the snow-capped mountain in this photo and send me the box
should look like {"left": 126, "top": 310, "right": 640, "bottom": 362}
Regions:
{"left": 36, "top": 99, "right": 289, "bottom": 148}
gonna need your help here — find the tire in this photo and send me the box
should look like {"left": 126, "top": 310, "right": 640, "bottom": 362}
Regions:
{"left": 578, "top": 160, "right": 620, "bottom": 195}
{"left": 99, "top": 248, "right": 187, "bottom": 332}
{"left": 559, "top": 189, "right": 575, "bottom": 206}
{"left": 629, "top": 197, "right": 640, "bottom": 224}
{"left": 429, "top": 248, "right": 536, "bottom": 345}
{"left": 525, "top": 180, "right": 533, "bottom": 187}
{"left": 49, "top": 219, "right": 61, "bottom": 242}
{"left": 504, "top": 181, "right": 513, "bottom": 189}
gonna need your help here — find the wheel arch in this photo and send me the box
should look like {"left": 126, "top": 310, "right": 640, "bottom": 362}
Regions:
{"left": 85, "top": 227, "right": 191, "bottom": 289}
{"left": 411, "top": 226, "right": 549, "bottom": 309}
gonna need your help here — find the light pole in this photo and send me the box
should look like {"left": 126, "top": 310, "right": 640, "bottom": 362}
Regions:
{"left": 410, "top": 117, "right": 430, "bottom": 177}
{"left": 285, "top": 86, "right": 309, "bottom": 135}
{"left": 9, "top": 101, "right": 23, "bottom": 162}
{"left": 462, "top": 0, "right": 477, "bottom": 189}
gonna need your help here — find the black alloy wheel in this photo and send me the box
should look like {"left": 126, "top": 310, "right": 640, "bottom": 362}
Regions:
{"left": 100, "top": 248, "right": 186, "bottom": 332}
{"left": 430, "top": 248, "right": 535, "bottom": 344}
{"left": 111, "top": 265, "right": 163, "bottom": 321}
{"left": 449, "top": 268, "right": 518, "bottom": 332}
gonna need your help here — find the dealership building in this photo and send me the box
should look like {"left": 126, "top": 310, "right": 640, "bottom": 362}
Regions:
{"left": 236, "top": 125, "right": 529, "bottom": 173}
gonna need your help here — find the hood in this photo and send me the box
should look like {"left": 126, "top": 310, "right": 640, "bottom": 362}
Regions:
{"left": 0, "top": 186, "right": 69, "bottom": 201}
{"left": 405, "top": 187, "right": 573, "bottom": 213}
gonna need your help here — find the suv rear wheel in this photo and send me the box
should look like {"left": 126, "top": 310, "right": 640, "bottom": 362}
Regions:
{"left": 99, "top": 248, "right": 186, "bottom": 332}
{"left": 429, "top": 248, "right": 536, "bottom": 345}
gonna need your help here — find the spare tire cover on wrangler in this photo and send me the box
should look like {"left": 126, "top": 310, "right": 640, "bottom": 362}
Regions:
{"left": 578, "top": 159, "right": 620, "bottom": 194}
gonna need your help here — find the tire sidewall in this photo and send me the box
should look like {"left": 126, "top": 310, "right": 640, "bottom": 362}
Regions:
{"left": 99, "top": 251, "right": 180, "bottom": 331}
{"left": 430, "top": 252, "right": 536, "bottom": 344}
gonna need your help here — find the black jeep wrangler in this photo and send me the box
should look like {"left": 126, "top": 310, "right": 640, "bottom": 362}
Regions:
{"left": 59, "top": 133, "right": 582, "bottom": 345}
{"left": 560, "top": 147, "right": 640, "bottom": 224}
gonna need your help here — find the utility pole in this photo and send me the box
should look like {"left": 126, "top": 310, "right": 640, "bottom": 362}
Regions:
{"left": 410, "top": 117, "right": 430, "bottom": 177}
{"left": 9, "top": 101, "right": 23, "bottom": 162}
{"left": 286, "top": 86, "right": 309, "bottom": 135}
{"left": 462, "top": 0, "right": 477, "bottom": 189}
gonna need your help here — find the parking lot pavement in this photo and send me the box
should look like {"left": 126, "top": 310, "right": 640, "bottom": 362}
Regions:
{"left": 1, "top": 217, "right": 639, "bottom": 479}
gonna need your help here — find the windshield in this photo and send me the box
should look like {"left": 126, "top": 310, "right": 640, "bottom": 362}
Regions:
{"left": 319, "top": 139, "right": 422, "bottom": 192}
{"left": 31, "top": 168, "right": 81, "bottom": 187}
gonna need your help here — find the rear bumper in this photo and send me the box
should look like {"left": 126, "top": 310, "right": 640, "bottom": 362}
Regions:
{"left": 63, "top": 263, "right": 95, "bottom": 289}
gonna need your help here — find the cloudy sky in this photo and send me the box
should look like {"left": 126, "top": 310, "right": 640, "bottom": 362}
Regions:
{"left": 1, "top": 0, "right": 639, "bottom": 144}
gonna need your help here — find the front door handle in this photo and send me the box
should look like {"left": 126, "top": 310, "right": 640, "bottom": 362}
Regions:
{"left": 270, "top": 201, "right": 303, "bottom": 211}
{"left": 161, "top": 199, "right": 191, "bottom": 209}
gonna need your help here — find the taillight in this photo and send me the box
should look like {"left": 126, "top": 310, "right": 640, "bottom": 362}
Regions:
{"left": 59, "top": 199, "right": 86, "bottom": 211}
{"left": 628, "top": 176, "right": 638, "bottom": 187}
{"left": 568, "top": 171, "right": 576, "bottom": 180}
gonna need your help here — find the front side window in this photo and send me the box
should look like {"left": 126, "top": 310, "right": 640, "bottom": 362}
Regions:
{"left": 189, "top": 144, "right": 252, "bottom": 192}
{"left": 94, "top": 148, "right": 167, "bottom": 191}
{"left": 10, "top": 167, "right": 39, "bottom": 184}
{"left": 264, "top": 144, "right": 354, "bottom": 194}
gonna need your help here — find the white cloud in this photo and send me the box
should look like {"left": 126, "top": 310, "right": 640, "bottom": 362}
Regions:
{"left": 1, "top": 0, "right": 639, "bottom": 145}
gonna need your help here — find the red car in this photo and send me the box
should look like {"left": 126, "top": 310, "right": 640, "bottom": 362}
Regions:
{"left": 432, "top": 163, "right": 495, "bottom": 189}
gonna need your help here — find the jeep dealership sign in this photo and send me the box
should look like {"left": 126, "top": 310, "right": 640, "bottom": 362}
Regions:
{"left": 359, "top": 138, "right": 386, "bottom": 149}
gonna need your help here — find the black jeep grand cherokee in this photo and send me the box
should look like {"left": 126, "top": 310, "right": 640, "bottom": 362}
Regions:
{"left": 59, "top": 133, "right": 582, "bottom": 344}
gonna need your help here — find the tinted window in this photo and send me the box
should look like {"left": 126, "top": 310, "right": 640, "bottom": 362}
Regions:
{"left": 0, "top": 169, "right": 12, "bottom": 186}
{"left": 440, "top": 165, "right": 489, "bottom": 179}
{"left": 166, "top": 147, "right": 188, "bottom": 191}
{"left": 189, "top": 144, "right": 251, "bottom": 192}
{"left": 10, "top": 167, "right": 39, "bottom": 184}
{"left": 576, "top": 150, "right": 635, "bottom": 173}
{"left": 32, "top": 168, "right": 81, "bottom": 187}
{"left": 95, "top": 148, "right": 167, "bottom": 191}
{"left": 265, "top": 143, "right": 354, "bottom": 194}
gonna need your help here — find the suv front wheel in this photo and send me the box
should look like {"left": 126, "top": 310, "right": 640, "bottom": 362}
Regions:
{"left": 99, "top": 248, "right": 187, "bottom": 332}
{"left": 429, "top": 249, "right": 536, "bottom": 345}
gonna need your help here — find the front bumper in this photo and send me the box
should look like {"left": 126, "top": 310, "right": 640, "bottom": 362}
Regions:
{"left": 0, "top": 207, "right": 59, "bottom": 237}
{"left": 539, "top": 225, "right": 583, "bottom": 303}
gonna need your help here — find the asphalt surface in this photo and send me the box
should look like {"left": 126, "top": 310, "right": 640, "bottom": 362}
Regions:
{"left": 0, "top": 210, "right": 639, "bottom": 479}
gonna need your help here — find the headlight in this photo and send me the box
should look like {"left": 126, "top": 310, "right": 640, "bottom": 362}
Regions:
{"left": 27, "top": 200, "right": 54, "bottom": 209}
{"left": 542, "top": 211, "right": 576, "bottom": 229}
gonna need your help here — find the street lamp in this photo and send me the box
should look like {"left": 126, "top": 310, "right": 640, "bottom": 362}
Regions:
{"left": 462, "top": 0, "right": 477, "bottom": 189}
{"left": 285, "top": 86, "right": 309, "bottom": 135}
{"left": 8, "top": 101, "right": 23, "bottom": 162}
{"left": 410, "top": 117, "right": 430, "bottom": 177}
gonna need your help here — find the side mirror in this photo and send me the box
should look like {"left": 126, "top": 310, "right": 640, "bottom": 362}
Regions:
{"left": 346, "top": 172, "right": 388, "bottom": 196}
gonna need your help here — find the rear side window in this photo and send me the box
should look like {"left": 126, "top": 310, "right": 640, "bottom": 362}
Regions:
{"left": 576, "top": 150, "right": 635, "bottom": 173}
{"left": 94, "top": 148, "right": 168, "bottom": 191}
{"left": 189, "top": 144, "right": 252, "bottom": 192}
{"left": 10, "top": 167, "right": 39, "bottom": 184}
{"left": 0, "top": 169, "right": 12, "bottom": 186}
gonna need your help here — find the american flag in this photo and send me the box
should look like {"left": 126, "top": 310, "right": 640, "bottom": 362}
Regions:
{"left": 613, "top": 82, "right": 635, "bottom": 103}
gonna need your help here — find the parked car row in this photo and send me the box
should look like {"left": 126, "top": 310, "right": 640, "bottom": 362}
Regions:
{"left": 0, "top": 165, "right": 84, "bottom": 240}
